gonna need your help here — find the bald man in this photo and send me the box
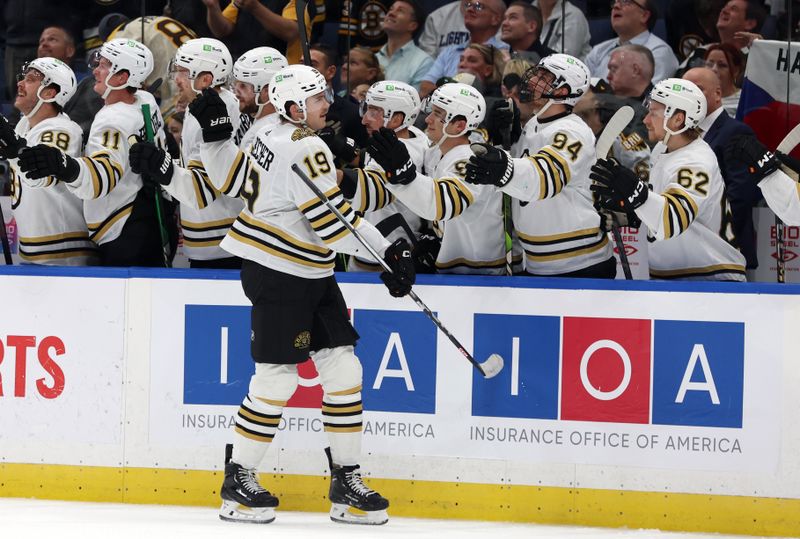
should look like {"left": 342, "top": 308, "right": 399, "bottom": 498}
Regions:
{"left": 606, "top": 44, "right": 654, "bottom": 103}
{"left": 684, "top": 67, "right": 761, "bottom": 269}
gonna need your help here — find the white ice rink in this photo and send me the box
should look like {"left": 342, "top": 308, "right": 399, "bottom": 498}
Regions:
{"left": 0, "top": 498, "right": 786, "bottom": 539}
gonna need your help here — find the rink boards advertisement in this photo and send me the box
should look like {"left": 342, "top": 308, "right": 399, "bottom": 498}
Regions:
{"left": 147, "top": 275, "right": 782, "bottom": 474}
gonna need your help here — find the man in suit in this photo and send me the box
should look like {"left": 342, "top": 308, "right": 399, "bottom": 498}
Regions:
{"left": 684, "top": 67, "right": 762, "bottom": 268}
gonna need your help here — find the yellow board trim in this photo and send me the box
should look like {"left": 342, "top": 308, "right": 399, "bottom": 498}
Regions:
{"left": 1, "top": 463, "right": 799, "bottom": 536}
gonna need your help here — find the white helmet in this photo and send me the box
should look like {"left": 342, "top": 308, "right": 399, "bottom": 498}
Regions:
{"left": 426, "top": 83, "right": 485, "bottom": 131}
{"left": 522, "top": 53, "right": 589, "bottom": 108}
{"left": 20, "top": 57, "right": 76, "bottom": 118}
{"left": 234, "top": 47, "right": 288, "bottom": 92}
{"left": 94, "top": 38, "right": 153, "bottom": 99}
{"left": 173, "top": 38, "right": 233, "bottom": 89}
{"left": 648, "top": 78, "right": 707, "bottom": 138}
{"left": 360, "top": 80, "right": 420, "bottom": 131}
{"left": 269, "top": 64, "right": 331, "bottom": 124}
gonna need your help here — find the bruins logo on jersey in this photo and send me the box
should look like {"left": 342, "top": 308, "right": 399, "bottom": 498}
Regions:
{"left": 294, "top": 330, "right": 311, "bottom": 349}
{"left": 619, "top": 131, "right": 647, "bottom": 152}
{"left": 291, "top": 127, "right": 317, "bottom": 141}
{"left": 360, "top": 1, "right": 387, "bottom": 39}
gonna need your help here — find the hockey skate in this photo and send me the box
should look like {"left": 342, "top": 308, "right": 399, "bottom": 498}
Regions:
{"left": 219, "top": 461, "right": 279, "bottom": 524}
{"left": 328, "top": 464, "right": 389, "bottom": 525}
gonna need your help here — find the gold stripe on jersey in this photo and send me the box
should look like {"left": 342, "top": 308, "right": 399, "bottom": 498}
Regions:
{"left": 662, "top": 188, "right": 699, "bottom": 239}
{"left": 527, "top": 147, "right": 570, "bottom": 200}
{"left": 355, "top": 169, "right": 393, "bottom": 213}
{"left": 327, "top": 384, "right": 362, "bottom": 396}
{"left": 19, "top": 249, "right": 97, "bottom": 262}
{"left": 186, "top": 159, "right": 218, "bottom": 209}
{"left": 181, "top": 217, "right": 237, "bottom": 231}
{"left": 433, "top": 177, "right": 474, "bottom": 221}
{"left": 181, "top": 216, "right": 236, "bottom": 248}
{"left": 80, "top": 151, "right": 123, "bottom": 198}
{"left": 518, "top": 227, "right": 603, "bottom": 245}
{"left": 229, "top": 214, "right": 336, "bottom": 269}
{"left": 650, "top": 263, "right": 747, "bottom": 280}
{"left": 20, "top": 231, "right": 90, "bottom": 244}
{"left": 220, "top": 151, "right": 246, "bottom": 196}
{"left": 88, "top": 202, "right": 134, "bottom": 242}
{"left": 436, "top": 256, "right": 507, "bottom": 271}
{"left": 299, "top": 187, "right": 363, "bottom": 244}
{"left": 522, "top": 234, "right": 609, "bottom": 262}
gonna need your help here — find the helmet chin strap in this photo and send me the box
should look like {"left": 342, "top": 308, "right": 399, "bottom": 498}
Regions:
{"left": 26, "top": 85, "right": 55, "bottom": 119}
{"left": 661, "top": 110, "right": 689, "bottom": 147}
{"left": 101, "top": 70, "right": 128, "bottom": 99}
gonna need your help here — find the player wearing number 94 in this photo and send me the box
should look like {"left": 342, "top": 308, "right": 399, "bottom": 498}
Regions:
{"left": 590, "top": 78, "right": 746, "bottom": 281}
{"left": 193, "top": 64, "right": 414, "bottom": 526}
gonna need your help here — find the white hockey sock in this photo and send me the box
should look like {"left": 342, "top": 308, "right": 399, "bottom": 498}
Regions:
{"left": 322, "top": 387, "right": 362, "bottom": 467}
{"left": 231, "top": 395, "right": 284, "bottom": 470}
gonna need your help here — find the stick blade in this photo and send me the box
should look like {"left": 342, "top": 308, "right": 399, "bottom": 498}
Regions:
{"left": 480, "top": 353, "right": 504, "bottom": 378}
{"left": 595, "top": 105, "right": 634, "bottom": 159}
{"left": 778, "top": 123, "right": 800, "bottom": 154}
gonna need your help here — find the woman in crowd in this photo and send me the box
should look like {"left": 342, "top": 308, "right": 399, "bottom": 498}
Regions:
{"left": 704, "top": 43, "right": 746, "bottom": 117}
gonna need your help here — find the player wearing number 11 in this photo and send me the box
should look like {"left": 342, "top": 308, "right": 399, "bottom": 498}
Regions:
{"left": 191, "top": 64, "right": 414, "bottom": 525}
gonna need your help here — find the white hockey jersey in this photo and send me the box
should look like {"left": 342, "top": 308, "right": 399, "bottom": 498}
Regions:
{"left": 10, "top": 114, "right": 97, "bottom": 265}
{"left": 635, "top": 138, "right": 746, "bottom": 281}
{"left": 382, "top": 143, "right": 506, "bottom": 274}
{"left": 65, "top": 90, "right": 166, "bottom": 245}
{"left": 200, "top": 121, "right": 391, "bottom": 278}
{"left": 506, "top": 113, "right": 612, "bottom": 275}
{"left": 347, "top": 125, "right": 428, "bottom": 271}
{"left": 162, "top": 88, "right": 244, "bottom": 261}
{"left": 238, "top": 112, "right": 281, "bottom": 155}
{"left": 758, "top": 168, "right": 800, "bottom": 226}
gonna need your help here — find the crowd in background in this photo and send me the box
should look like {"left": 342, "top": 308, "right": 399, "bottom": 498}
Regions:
{"left": 0, "top": 0, "right": 796, "bottom": 276}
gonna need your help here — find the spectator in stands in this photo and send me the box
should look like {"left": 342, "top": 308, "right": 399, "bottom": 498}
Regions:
{"left": 666, "top": 0, "right": 725, "bottom": 61}
{"left": 341, "top": 46, "right": 383, "bottom": 96}
{"left": 165, "top": 0, "right": 224, "bottom": 38}
{"left": 457, "top": 43, "right": 506, "bottom": 96}
{"left": 337, "top": 0, "right": 391, "bottom": 52}
{"left": 704, "top": 43, "right": 745, "bottom": 117}
{"left": 376, "top": 0, "right": 433, "bottom": 91}
{"left": 585, "top": 0, "right": 679, "bottom": 83}
{"left": 167, "top": 111, "right": 185, "bottom": 147}
{"left": 418, "top": 0, "right": 469, "bottom": 58}
{"left": 501, "top": 1, "right": 555, "bottom": 64}
{"left": 37, "top": 27, "right": 85, "bottom": 81}
{"left": 500, "top": 57, "right": 533, "bottom": 102}
{"left": 606, "top": 43, "right": 655, "bottom": 102}
{"left": 202, "top": 0, "right": 310, "bottom": 64}
{"left": 677, "top": 0, "right": 766, "bottom": 72}
{"left": 309, "top": 43, "right": 369, "bottom": 147}
{"left": 532, "top": 0, "right": 591, "bottom": 59}
{"left": 683, "top": 66, "right": 761, "bottom": 269}
{"left": 419, "top": 0, "right": 509, "bottom": 99}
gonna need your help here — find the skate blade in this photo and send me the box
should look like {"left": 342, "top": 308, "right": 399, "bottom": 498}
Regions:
{"left": 219, "top": 500, "right": 276, "bottom": 524}
{"left": 329, "top": 503, "right": 388, "bottom": 525}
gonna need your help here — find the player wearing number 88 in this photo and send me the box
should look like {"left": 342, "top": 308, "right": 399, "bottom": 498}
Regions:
{"left": 196, "top": 64, "right": 412, "bottom": 525}
{"left": 3, "top": 57, "right": 97, "bottom": 265}
{"left": 591, "top": 78, "right": 746, "bottom": 281}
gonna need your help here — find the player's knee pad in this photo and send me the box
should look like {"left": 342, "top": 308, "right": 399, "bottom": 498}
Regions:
{"left": 248, "top": 363, "right": 299, "bottom": 404}
{"left": 312, "top": 346, "right": 362, "bottom": 394}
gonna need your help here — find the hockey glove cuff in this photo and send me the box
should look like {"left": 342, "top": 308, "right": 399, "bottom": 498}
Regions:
{"left": 130, "top": 140, "right": 174, "bottom": 185}
{"left": 726, "top": 134, "right": 780, "bottom": 183}
{"left": 380, "top": 238, "right": 415, "bottom": 297}
{"left": 590, "top": 158, "right": 648, "bottom": 210}
{"left": 18, "top": 144, "right": 79, "bottom": 182}
{"left": 465, "top": 143, "right": 514, "bottom": 187}
{"left": 189, "top": 88, "right": 233, "bottom": 143}
{"left": 366, "top": 127, "right": 416, "bottom": 185}
{"left": 318, "top": 127, "right": 358, "bottom": 165}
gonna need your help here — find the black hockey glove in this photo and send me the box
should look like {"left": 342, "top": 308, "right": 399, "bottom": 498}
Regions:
{"left": 18, "top": 144, "right": 79, "bottom": 182}
{"left": 318, "top": 126, "right": 358, "bottom": 165}
{"left": 0, "top": 115, "right": 26, "bottom": 159}
{"left": 413, "top": 231, "right": 441, "bottom": 274}
{"left": 589, "top": 158, "right": 648, "bottom": 210}
{"left": 188, "top": 88, "right": 233, "bottom": 143}
{"left": 380, "top": 238, "right": 416, "bottom": 298}
{"left": 465, "top": 143, "right": 514, "bottom": 187}
{"left": 130, "top": 139, "right": 174, "bottom": 185}
{"left": 484, "top": 99, "right": 521, "bottom": 148}
{"left": 366, "top": 127, "right": 416, "bottom": 185}
{"left": 598, "top": 207, "right": 642, "bottom": 232}
{"left": 725, "top": 134, "right": 780, "bottom": 184}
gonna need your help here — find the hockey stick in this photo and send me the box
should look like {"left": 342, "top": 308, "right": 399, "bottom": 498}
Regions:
{"left": 296, "top": 0, "right": 312, "bottom": 66}
{"left": 0, "top": 199, "right": 12, "bottom": 265}
{"left": 776, "top": 0, "right": 793, "bottom": 284}
{"left": 500, "top": 98, "right": 514, "bottom": 275}
{"left": 141, "top": 104, "right": 172, "bottom": 268}
{"left": 291, "top": 163, "right": 504, "bottom": 378}
{"left": 595, "top": 105, "right": 635, "bottom": 280}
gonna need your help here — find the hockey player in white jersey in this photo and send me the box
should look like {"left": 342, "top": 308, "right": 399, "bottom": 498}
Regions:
{"left": 232, "top": 47, "right": 288, "bottom": 152}
{"left": 365, "top": 82, "right": 507, "bottom": 274}
{"left": 0, "top": 58, "right": 96, "bottom": 265}
{"left": 336, "top": 80, "right": 432, "bottom": 271}
{"left": 590, "top": 79, "right": 746, "bottom": 281}
{"left": 725, "top": 132, "right": 800, "bottom": 226}
{"left": 188, "top": 64, "right": 415, "bottom": 525}
{"left": 129, "top": 37, "right": 243, "bottom": 268}
{"left": 18, "top": 39, "right": 172, "bottom": 267}
{"left": 465, "top": 54, "right": 616, "bottom": 277}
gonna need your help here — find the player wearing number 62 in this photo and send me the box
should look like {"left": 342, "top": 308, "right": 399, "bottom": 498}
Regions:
{"left": 590, "top": 78, "right": 746, "bottom": 281}
{"left": 193, "top": 64, "right": 415, "bottom": 525}
{"left": 1, "top": 58, "right": 96, "bottom": 265}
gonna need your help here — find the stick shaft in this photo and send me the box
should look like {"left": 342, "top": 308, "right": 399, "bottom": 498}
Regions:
{"left": 290, "top": 163, "right": 486, "bottom": 375}
{"left": 0, "top": 200, "right": 12, "bottom": 265}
